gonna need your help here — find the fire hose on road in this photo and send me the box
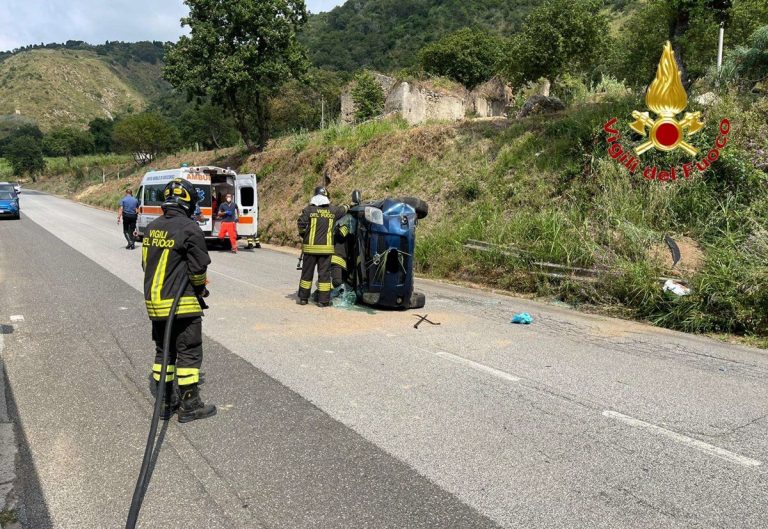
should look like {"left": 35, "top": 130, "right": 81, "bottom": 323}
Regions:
{"left": 125, "top": 276, "right": 190, "bottom": 529}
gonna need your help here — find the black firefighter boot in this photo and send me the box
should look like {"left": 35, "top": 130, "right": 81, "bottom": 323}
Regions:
{"left": 177, "top": 383, "right": 217, "bottom": 423}
{"left": 150, "top": 379, "right": 179, "bottom": 420}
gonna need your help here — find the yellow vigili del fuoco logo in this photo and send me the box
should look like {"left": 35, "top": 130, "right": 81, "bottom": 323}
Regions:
{"left": 602, "top": 41, "right": 731, "bottom": 182}
{"left": 630, "top": 41, "right": 704, "bottom": 156}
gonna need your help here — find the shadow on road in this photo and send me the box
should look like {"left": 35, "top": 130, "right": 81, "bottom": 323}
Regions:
{"left": 135, "top": 417, "right": 171, "bottom": 511}
{"left": 3, "top": 358, "right": 55, "bottom": 529}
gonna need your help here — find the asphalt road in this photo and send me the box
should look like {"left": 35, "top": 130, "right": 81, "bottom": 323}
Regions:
{"left": 0, "top": 191, "right": 766, "bottom": 529}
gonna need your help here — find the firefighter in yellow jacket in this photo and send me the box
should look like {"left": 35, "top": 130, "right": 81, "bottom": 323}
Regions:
{"left": 297, "top": 186, "right": 348, "bottom": 307}
{"left": 142, "top": 178, "right": 216, "bottom": 423}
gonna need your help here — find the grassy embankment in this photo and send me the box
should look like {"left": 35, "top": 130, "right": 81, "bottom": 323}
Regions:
{"left": 18, "top": 93, "right": 768, "bottom": 346}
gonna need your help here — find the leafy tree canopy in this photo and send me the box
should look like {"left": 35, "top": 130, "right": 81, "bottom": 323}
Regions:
{"left": 419, "top": 28, "right": 507, "bottom": 89}
{"left": 609, "top": 0, "right": 768, "bottom": 87}
{"left": 270, "top": 68, "right": 350, "bottom": 136}
{"left": 42, "top": 127, "right": 95, "bottom": 164}
{"left": 111, "top": 113, "right": 179, "bottom": 164}
{"left": 88, "top": 118, "right": 117, "bottom": 154}
{"left": 301, "top": 0, "right": 541, "bottom": 72}
{"left": 502, "top": 0, "right": 609, "bottom": 87}
{"left": 5, "top": 136, "right": 45, "bottom": 180}
{"left": 164, "top": 0, "right": 310, "bottom": 151}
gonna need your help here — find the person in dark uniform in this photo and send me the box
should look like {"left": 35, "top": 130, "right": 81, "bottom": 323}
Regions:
{"left": 331, "top": 213, "right": 355, "bottom": 288}
{"left": 117, "top": 189, "right": 140, "bottom": 249}
{"left": 297, "top": 187, "right": 348, "bottom": 307}
{"left": 142, "top": 178, "right": 216, "bottom": 423}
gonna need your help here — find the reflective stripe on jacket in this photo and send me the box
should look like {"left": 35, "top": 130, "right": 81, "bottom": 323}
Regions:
{"left": 297, "top": 204, "right": 348, "bottom": 255}
{"left": 142, "top": 206, "right": 211, "bottom": 320}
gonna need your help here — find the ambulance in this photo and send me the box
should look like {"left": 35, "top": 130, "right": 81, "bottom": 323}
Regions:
{"left": 135, "top": 165, "right": 259, "bottom": 248}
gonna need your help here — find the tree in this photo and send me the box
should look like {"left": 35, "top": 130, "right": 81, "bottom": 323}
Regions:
{"left": 351, "top": 70, "right": 385, "bottom": 122}
{"left": 0, "top": 123, "right": 43, "bottom": 156}
{"left": 270, "top": 69, "right": 348, "bottom": 135}
{"left": 42, "top": 127, "right": 95, "bottom": 165}
{"left": 164, "top": 0, "right": 310, "bottom": 151}
{"left": 88, "top": 118, "right": 117, "bottom": 153}
{"left": 5, "top": 136, "right": 45, "bottom": 182}
{"left": 503, "top": 0, "right": 608, "bottom": 88}
{"left": 112, "top": 113, "right": 180, "bottom": 164}
{"left": 178, "top": 103, "right": 240, "bottom": 150}
{"left": 419, "top": 28, "right": 506, "bottom": 89}
{"left": 608, "top": 0, "right": 764, "bottom": 87}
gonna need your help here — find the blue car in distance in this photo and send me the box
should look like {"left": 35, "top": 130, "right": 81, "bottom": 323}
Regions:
{"left": 0, "top": 190, "right": 20, "bottom": 219}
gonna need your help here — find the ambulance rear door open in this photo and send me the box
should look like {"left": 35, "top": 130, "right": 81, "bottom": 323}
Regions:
{"left": 235, "top": 174, "right": 258, "bottom": 244}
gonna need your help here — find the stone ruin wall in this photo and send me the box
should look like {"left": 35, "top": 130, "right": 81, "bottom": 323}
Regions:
{"left": 340, "top": 73, "right": 512, "bottom": 126}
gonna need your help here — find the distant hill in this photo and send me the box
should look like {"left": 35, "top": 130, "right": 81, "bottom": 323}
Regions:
{"left": 0, "top": 44, "right": 170, "bottom": 131}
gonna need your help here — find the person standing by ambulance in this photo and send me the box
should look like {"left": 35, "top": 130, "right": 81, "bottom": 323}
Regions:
{"left": 297, "top": 187, "right": 348, "bottom": 307}
{"left": 117, "top": 188, "right": 139, "bottom": 250}
{"left": 142, "top": 178, "right": 216, "bottom": 423}
{"left": 217, "top": 193, "right": 239, "bottom": 253}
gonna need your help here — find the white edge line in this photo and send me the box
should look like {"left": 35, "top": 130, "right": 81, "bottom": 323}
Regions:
{"left": 435, "top": 352, "right": 520, "bottom": 382}
{"left": 603, "top": 410, "right": 762, "bottom": 467}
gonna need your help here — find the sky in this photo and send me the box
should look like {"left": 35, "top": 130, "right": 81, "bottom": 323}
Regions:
{"left": 0, "top": 0, "right": 344, "bottom": 52}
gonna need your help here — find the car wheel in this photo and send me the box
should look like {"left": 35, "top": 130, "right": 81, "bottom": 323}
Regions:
{"left": 408, "top": 291, "right": 426, "bottom": 309}
{"left": 399, "top": 197, "right": 429, "bottom": 219}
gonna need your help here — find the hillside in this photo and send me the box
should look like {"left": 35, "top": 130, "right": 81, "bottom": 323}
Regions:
{"left": 301, "top": 0, "right": 537, "bottom": 71}
{"left": 0, "top": 48, "right": 167, "bottom": 130}
{"left": 300, "top": 0, "right": 634, "bottom": 71}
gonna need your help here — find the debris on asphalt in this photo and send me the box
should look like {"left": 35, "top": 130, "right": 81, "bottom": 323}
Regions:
{"left": 663, "top": 280, "right": 691, "bottom": 297}
{"left": 511, "top": 313, "right": 533, "bottom": 324}
{"left": 331, "top": 284, "right": 358, "bottom": 308}
{"left": 414, "top": 314, "right": 441, "bottom": 329}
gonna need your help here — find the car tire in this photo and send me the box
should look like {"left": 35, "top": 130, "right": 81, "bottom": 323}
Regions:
{"left": 408, "top": 291, "right": 426, "bottom": 309}
{"left": 399, "top": 197, "right": 429, "bottom": 219}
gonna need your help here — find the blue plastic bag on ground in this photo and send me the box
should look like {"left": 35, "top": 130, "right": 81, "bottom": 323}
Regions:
{"left": 511, "top": 312, "right": 533, "bottom": 324}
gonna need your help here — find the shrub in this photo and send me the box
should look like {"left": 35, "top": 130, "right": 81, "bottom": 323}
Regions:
{"left": 351, "top": 71, "right": 385, "bottom": 122}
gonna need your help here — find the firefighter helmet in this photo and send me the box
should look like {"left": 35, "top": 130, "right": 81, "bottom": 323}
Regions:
{"left": 313, "top": 186, "right": 329, "bottom": 198}
{"left": 162, "top": 178, "right": 198, "bottom": 217}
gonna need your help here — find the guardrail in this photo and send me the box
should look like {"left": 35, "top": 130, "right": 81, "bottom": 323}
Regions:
{"left": 463, "top": 239, "right": 686, "bottom": 285}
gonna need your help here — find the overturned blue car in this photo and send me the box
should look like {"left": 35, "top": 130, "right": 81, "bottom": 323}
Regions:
{"left": 339, "top": 192, "right": 428, "bottom": 310}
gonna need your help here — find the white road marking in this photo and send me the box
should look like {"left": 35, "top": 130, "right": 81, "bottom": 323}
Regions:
{"left": 9, "top": 315, "right": 24, "bottom": 323}
{"left": 603, "top": 410, "right": 762, "bottom": 467}
{"left": 435, "top": 352, "right": 520, "bottom": 382}
{"left": 208, "top": 269, "right": 276, "bottom": 294}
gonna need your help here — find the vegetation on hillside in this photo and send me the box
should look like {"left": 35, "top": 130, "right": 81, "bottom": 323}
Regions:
{"left": 0, "top": 49, "right": 148, "bottom": 130}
